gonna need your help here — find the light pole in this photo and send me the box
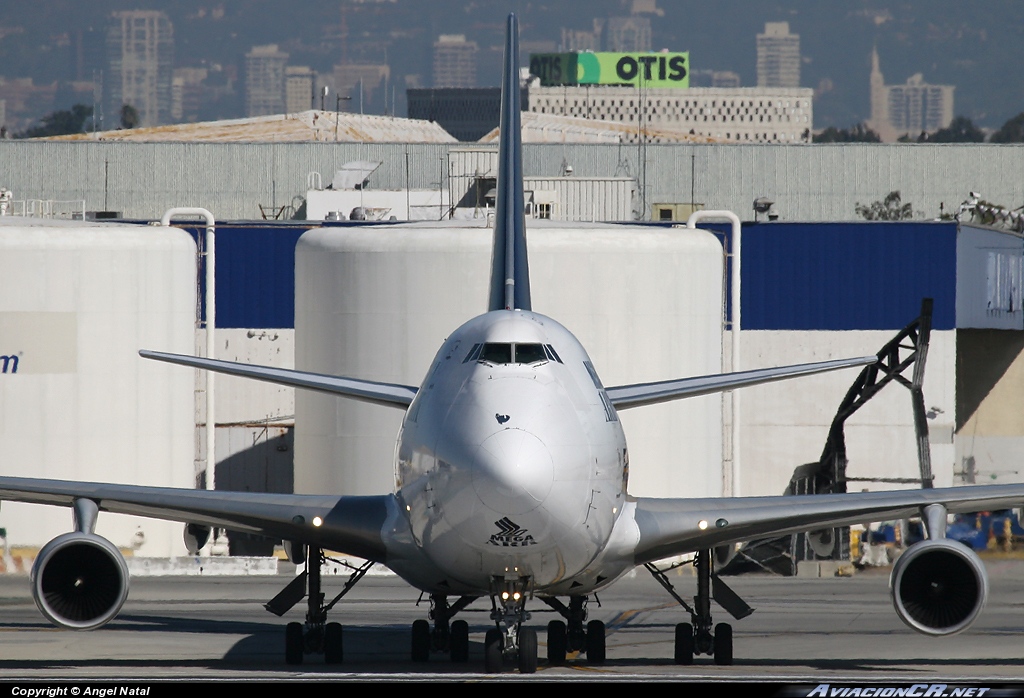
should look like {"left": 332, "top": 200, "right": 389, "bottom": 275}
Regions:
{"left": 335, "top": 94, "right": 352, "bottom": 141}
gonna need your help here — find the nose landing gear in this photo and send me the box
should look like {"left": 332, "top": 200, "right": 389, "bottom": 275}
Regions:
{"left": 486, "top": 575, "right": 536, "bottom": 673}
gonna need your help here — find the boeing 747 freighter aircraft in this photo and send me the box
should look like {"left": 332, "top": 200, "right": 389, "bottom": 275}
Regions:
{"left": 2, "top": 14, "right": 1024, "bottom": 674}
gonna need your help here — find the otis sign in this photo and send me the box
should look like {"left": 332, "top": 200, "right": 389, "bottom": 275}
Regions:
{"left": 529, "top": 52, "right": 689, "bottom": 89}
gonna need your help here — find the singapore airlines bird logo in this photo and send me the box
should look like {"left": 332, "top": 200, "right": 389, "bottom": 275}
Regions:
{"left": 487, "top": 517, "right": 537, "bottom": 547}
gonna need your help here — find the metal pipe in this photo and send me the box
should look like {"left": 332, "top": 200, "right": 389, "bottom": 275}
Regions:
{"left": 161, "top": 208, "right": 216, "bottom": 492}
{"left": 686, "top": 210, "right": 741, "bottom": 497}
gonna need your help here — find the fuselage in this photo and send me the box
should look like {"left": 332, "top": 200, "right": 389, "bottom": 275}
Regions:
{"left": 393, "top": 310, "right": 629, "bottom": 594}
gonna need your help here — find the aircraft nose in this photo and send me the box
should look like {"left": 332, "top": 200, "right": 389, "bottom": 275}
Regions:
{"left": 472, "top": 428, "right": 554, "bottom": 515}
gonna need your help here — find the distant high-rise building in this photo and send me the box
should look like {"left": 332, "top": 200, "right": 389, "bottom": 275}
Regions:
{"left": 560, "top": 25, "right": 601, "bottom": 52}
{"left": 333, "top": 64, "right": 390, "bottom": 113}
{"left": 868, "top": 48, "right": 954, "bottom": 142}
{"left": 106, "top": 10, "right": 174, "bottom": 127}
{"left": 691, "top": 70, "right": 742, "bottom": 88}
{"left": 171, "top": 67, "right": 208, "bottom": 123}
{"left": 756, "top": 22, "right": 800, "bottom": 88}
{"left": 246, "top": 45, "right": 289, "bottom": 117}
{"left": 433, "top": 35, "right": 478, "bottom": 88}
{"left": 286, "top": 66, "right": 315, "bottom": 113}
{"left": 605, "top": 16, "right": 652, "bottom": 52}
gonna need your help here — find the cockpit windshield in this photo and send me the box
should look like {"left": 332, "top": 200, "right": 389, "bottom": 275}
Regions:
{"left": 464, "top": 342, "right": 563, "bottom": 366}
{"left": 514, "top": 343, "right": 546, "bottom": 364}
{"left": 479, "top": 343, "right": 513, "bottom": 364}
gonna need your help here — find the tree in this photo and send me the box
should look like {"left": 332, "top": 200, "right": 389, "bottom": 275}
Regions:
{"left": 120, "top": 104, "right": 140, "bottom": 129}
{"left": 991, "top": 112, "right": 1024, "bottom": 143}
{"left": 17, "top": 104, "right": 93, "bottom": 138}
{"left": 855, "top": 191, "right": 917, "bottom": 221}
{"left": 813, "top": 123, "right": 881, "bottom": 143}
{"left": 922, "top": 116, "right": 984, "bottom": 143}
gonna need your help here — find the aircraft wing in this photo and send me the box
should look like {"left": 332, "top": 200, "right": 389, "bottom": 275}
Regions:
{"left": 632, "top": 483, "right": 1024, "bottom": 564}
{"left": 140, "top": 350, "right": 417, "bottom": 409}
{"left": 0, "top": 476, "right": 393, "bottom": 562}
{"left": 605, "top": 356, "right": 877, "bottom": 410}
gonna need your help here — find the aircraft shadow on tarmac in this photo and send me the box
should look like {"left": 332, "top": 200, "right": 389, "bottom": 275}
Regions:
{"left": 2, "top": 609, "right": 1024, "bottom": 673}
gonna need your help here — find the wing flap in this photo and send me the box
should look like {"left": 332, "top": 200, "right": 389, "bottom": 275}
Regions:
{"left": 632, "top": 483, "right": 1024, "bottom": 564}
{"left": 0, "top": 477, "right": 393, "bottom": 562}
{"left": 140, "top": 350, "right": 417, "bottom": 409}
{"left": 606, "top": 356, "right": 877, "bottom": 410}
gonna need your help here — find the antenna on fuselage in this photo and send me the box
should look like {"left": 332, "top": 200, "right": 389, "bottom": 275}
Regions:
{"left": 487, "top": 13, "right": 532, "bottom": 312}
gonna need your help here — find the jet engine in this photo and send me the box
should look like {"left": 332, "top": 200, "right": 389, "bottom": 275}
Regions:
{"left": 31, "top": 532, "right": 129, "bottom": 630}
{"left": 889, "top": 538, "right": 988, "bottom": 636}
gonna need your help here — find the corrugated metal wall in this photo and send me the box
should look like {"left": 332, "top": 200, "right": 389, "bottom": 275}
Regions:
{"left": 956, "top": 224, "right": 1024, "bottom": 331}
{"left": 3, "top": 141, "right": 1024, "bottom": 222}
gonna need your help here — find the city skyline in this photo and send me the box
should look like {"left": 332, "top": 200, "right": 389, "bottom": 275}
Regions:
{"left": 0, "top": 1, "right": 1021, "bottom": 135}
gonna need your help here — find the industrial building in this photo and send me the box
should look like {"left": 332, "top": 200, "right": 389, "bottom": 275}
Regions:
{"left": 5, "top": 141, "right": 1024, "bottom": 223}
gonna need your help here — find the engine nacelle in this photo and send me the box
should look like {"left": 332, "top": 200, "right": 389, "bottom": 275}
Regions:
{"left": 183, "top": 523, "right": 212, "bottom": 555}
{"left": 31, "top": 532, "right": 130, "bottom": 630}
{"left": 890, "top": 538, "right": 988, "bottom": 636}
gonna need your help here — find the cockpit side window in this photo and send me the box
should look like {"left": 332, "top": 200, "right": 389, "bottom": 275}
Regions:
{"left": 479, "top": 343, "right": 513, "bottom": 364}
{"left": 544, "top": 344, "right": 563, "bottom": 363}
{"left": 463, "top": 343, "right": 483, "bottom": 363}
{"left": 514, "top": 343, "right": 546, "bottom": 364}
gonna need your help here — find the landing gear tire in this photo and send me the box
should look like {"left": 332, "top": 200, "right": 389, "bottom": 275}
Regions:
{"left": 450, "top": 619, "right": 469, "bottom": 663}
{"left": 324, "top": 622, "right": 343, "bottom": 664}
{"left": 547, "top": 620, "right": 567, "bottom": 665}
{"left": 674, "top": 622, "right": 694, "bottom": 665}
{"left": 586, "top": 619, "right": 606, "bottom": 664}
{"left": 285, "top": 621, "right": 304, "bottom": 665}
{"left": 518, "top": 628, "right": 538, "bottom": 674}
{"left": 484, "top": 628, "right": 503, "bottom": 673}
{"left": 412, "top": 618, "right": 431, "bottom": 662}
{"left": 713, "top": 622, "right": 733, "bottom": 666}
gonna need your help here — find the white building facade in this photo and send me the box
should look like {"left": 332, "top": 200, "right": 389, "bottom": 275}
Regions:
{"left": 528, "top": 85, "right": 813, "bottom": 143}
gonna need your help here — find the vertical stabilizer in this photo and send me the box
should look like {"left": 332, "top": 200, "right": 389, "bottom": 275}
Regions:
{"left": 488, "top": 13, "right": 532, "bottom": 312}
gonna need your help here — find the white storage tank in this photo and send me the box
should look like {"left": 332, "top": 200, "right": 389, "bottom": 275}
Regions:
{"left": 0, "top": 218, "right": 196, "bottom": 558}
{"left": 295, "top": 220, "right": 723, "bottom": 500}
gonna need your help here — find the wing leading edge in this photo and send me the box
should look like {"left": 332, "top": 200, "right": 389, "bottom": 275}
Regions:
{"left": 140, "top": 350, "right": 417, "bottom": 409}
{"left": 631, "top": 483, "right": 1024, "bottom": 565}
{"left": 606, "top": 356, "right": 878, "bottom": 410}
{"left": 0, "top": 476, "right": 393, "bottom": 563}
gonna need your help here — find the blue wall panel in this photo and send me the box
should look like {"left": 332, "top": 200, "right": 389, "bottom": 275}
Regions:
{"left": 699, "top": 221, "right": 957, "bottom": 331}
{"left": 180, "top": 222, "right": 314, "bottom": 329}
{"left": 167, "top": 220, "right": 958, "bottom": 331}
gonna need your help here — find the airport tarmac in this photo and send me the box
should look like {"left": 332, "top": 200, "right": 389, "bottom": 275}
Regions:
{"left": 2, "top": 557, "right": 1024, "bottom": 682}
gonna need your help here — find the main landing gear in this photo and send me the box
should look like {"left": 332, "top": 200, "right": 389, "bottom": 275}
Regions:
{"left": 540, "top": 595, "right": 605, "bottom": 666}
{"left": 411, "top": 593, "right": 479, "bottom": 663}
{"left": 646, "top": 548, "right": 753, "bottom": 666}
{"left": 265, "top": 545, "right": 372, "bottom": 665}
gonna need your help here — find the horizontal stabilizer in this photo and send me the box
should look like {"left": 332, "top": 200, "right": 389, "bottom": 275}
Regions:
{"left": 140, "top": 350, "right": 417, "bottom": 409}
{"left": 606, "top": 356, "right": 877, "bottom": 410}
